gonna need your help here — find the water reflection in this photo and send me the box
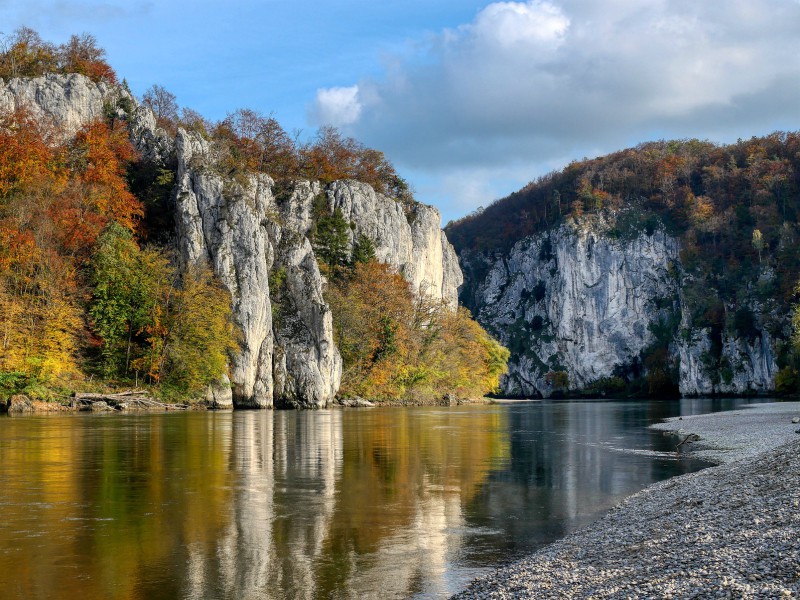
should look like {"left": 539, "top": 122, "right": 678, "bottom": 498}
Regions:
{"left": 0, "top": 400, "right": 741, "bottom": 599}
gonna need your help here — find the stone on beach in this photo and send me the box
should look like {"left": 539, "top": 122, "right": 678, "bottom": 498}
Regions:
{"left": 454, "top": 402, "right": 800, "bottom": 599}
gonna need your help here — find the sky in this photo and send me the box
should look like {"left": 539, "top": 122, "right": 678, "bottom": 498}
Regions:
{"left": 2, "top": 0, "right": 799, "bottom": 224}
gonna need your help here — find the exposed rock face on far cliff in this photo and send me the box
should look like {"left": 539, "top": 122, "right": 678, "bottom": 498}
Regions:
{"left": 459, "top": 215, "right": 781, "bottom": 398}
{"left": 461, "top": 218, "right": 681, "bottom": 397}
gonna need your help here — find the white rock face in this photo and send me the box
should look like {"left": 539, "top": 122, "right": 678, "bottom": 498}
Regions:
{"left": 465, "top": 219, "right": 680, "bottom": 396}
{"left": 174, "top": 131, "right": 342, "bottom": 408}
{"left": 204, "top": 374, "right": 234, "bottom": 408}
{"left": 462, "top": 216, "right": 781, "bottom": 397}
{"left": 677, "top": 328, "right": 778, "bottom": 396}
{"left": 0, "top": 73, "right": 122, "bottom": 138}
{"left": 327, "top": 181, "right": 461, "bottom": 308}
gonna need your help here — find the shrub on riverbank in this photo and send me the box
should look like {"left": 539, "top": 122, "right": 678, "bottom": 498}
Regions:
{"left": 327, "top": 259, "right": 509, "bottom": 402}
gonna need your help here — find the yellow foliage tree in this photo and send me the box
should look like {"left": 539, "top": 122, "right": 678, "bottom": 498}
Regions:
{"left": 327, "top": 259, "right": 508, "bottom": 401}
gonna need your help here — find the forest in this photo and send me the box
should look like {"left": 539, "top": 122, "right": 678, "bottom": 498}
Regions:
{"left": 446, "top": 133, "right": 800, "bottom": 395}
{"left": 0, "top": 28, "right": 507, "bottom": 405}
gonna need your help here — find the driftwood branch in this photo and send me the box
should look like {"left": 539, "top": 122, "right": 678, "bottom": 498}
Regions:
{"left": 72, "top": 391, "right": 189, "bottom": 411}
{"left": 675, "top": 433, "right": 700, "bottom": 453}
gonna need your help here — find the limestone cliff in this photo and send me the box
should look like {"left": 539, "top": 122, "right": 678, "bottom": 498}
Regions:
{"left": 1, "top": 73, "right": 462, "bottom": 407}
{"left": 0, "top": 73, "right": 124, "bottom": 137}
{"left": 282, "top": 179, "right": 462, "bottom": 308}
{"left": 459, "top": 215, "right": 781, "bottom": 397}
{"left": 173, "top": 136, "right": 462, "bottom": 406}
{"left": 462, "top": 217, "right": 680, "bottom": 396}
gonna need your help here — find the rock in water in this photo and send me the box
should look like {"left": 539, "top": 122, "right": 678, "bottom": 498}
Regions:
{"left": 204, "top": 374, "right": 234, "bottom": 409}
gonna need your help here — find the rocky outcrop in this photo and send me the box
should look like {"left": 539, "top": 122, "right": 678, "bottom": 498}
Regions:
{"left": 281, "top": 179, "right": 461, "bottom": 308}
{"left": 463, "top": 218, "right": 680, "bottom": 397}
{"left": 0, "top": 73, "right": 124, "bottom": 137}
{"left": 204, "top": 374, "right": 234, "bottom": 409}
{"left": 3, "top": 73, "right": 464, "bottom": 408}
{"left": 461, "top": 215, "right": 780, "bottom": 397}
{"left": 677, "top": 328, "right": 778, "bottom": 396}
{"left": 5, "top": 394, "right": 35, "bottom": 414}
{"left": 174, "top": 131, "right": 342, "bottom": 408}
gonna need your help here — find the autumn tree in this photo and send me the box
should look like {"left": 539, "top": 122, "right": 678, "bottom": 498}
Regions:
{"left": 57, "top": 119, "right": 142, "bottom": 256}
{"left": 57, "top": 33, "right": 116, "bottom": 83}
{"left": 0, "top": 28, "right": 115, "bottom": 83}
{"left": 327, "top": 259, "right": 508, "bottom": 401}
{"left": 0, "top": 106, "right": 81, "bottom": 379}
{"left": 0, "top": 27, "right": 57, "bottom": 79}
{"left": 213, "top": 108, "right": 299, "bottom": 179}
{"left": 158, "top": 264, "right": 237, "bottom": 393}
{"left": 142, "top": 84, "right": 179, "bottom": 131}
{"left": 299, "top": 126, "right": 403, "bottom": 196}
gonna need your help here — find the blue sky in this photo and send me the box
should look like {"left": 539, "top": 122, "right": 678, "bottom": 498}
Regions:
{"left": 2, "top": 1, "right": 800, "bottom": 224}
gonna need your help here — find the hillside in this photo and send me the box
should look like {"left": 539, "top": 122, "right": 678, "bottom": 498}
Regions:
{"left": 446, "top": 135, "right": 800, "bottom": 397}
{"left": 0, "top": 28, "right": 506, "bottom": 408}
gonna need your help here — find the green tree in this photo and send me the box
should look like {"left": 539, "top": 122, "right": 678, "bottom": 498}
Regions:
{"left": 351, "top": 234, "right": 376, "bottom": 266}
{"left": 310, "top": 194, "right": 350, "bottom": 270}
{"left": 89, "top": 223, "right": 171, "bottom": 377}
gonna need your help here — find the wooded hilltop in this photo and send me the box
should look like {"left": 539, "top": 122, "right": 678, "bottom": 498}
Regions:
{"left": 447, "top": 131, "right": 800, "bottom": 397}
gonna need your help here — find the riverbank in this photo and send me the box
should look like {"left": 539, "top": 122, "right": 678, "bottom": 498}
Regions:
{"left": 454, "top": 402, "right": 800, "bottom": 599}
{"left": 1, "top": 392, "right": 203, "bottom": 414}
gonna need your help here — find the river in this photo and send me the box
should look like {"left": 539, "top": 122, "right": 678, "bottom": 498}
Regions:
{"left": 0, "top": 398, "right": 766, "bottom": 599}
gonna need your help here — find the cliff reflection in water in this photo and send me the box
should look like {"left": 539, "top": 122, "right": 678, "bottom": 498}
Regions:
{"left": 0, "top": 401, "right": 713, "bottom": 599}
{"left": 197, "top": 408, "right": 510, "bottom": 599}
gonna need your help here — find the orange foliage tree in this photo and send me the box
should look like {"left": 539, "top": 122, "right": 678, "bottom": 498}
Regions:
{"left": 0, "top": 104, "right": 141, "bottom": 381}
{"left": 326, "top": 259, "right": 508, "bottom": 401}
{"left": 0, "top": 27, "right": 116, "bottom": 83}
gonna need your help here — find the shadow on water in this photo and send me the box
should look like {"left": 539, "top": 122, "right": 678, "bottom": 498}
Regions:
{"left": 0, "top": 397, "right": 773, "bottom": 599}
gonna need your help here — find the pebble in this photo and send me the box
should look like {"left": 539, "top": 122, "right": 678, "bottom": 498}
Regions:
{"left": 453, "top": 402, "right": 800, "bottom": 599}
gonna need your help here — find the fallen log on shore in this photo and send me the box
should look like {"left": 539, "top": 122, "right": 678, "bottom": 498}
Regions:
{"left": 71, "top": 391, "right": 189, "bottom": 411}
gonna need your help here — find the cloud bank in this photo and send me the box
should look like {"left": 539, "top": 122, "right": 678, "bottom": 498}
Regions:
{"left": 310, "top": 0, "right": 800, "bottom": 218}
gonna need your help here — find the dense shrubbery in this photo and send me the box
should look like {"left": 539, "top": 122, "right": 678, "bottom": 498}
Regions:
{"left": 327, "top": 259, "right": 508, "bottom": 401}
{"left": 141, "top": 94, "right": 412, "bottom": 200}
{"left": 0, "top": 106, "right": 140, "bottom": 380}
{"left": 0, "top": 84, "right": 235, "bottom": 398}
{"left": 89, "top": 225, "right": 236, "bottom": 392}
{"left": 210, "top": 113, "right": 410, "bottom": 198}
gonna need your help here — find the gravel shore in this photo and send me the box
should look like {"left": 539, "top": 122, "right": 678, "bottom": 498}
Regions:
{"left": 454, "top": 402, "right": 800, "bottom": 599}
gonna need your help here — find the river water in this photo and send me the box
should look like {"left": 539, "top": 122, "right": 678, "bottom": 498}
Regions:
{"left": 0, "top": 398, "right": 766, "bottom": 599}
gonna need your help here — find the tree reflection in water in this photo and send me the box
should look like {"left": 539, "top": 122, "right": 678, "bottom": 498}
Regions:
{"left": 0, "top": 400, "right": 735, "bottom": 599}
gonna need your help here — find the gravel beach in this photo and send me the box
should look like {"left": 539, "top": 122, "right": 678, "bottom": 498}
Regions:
{"left": 454, "top": 402, "right": 800, "bottom": 599}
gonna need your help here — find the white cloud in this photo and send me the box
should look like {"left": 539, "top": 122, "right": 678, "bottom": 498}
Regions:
{"left": 307, "top": 0, "right": 800, "bottom": 219}
{"left": 310, "top": 85, "right": 362, "bottom": 127}
{"left": 469, "top": 0, "right": 569, "bottom": 48}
